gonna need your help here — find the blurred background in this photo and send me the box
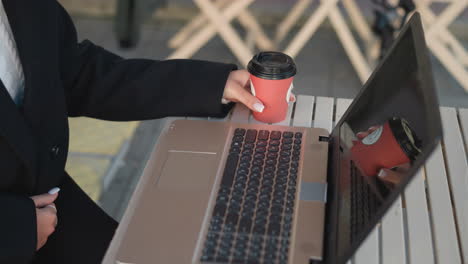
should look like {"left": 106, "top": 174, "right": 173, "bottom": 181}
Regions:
{"left": 58, "top": 0, "right": 468, "bottom": 220}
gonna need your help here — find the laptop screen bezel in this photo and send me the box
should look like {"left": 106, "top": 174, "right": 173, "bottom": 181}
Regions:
{"left": 323, "top": 12, "right": 443, "bottom": 264}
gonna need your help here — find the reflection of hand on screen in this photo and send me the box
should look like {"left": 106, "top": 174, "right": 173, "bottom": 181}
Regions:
{"left": 377, "top": 163, "right": 410, "bottom": 185}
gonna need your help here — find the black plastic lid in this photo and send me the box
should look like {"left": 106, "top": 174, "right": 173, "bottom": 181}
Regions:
{"left": 388, "top": 117, "right": 422, "bottom": 160}
{"left": 247, "top": 51, "right": 297, "bottom": 80}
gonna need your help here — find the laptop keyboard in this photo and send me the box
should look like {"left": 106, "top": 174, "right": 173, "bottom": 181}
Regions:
{"left": 350, "top": 161, "right": 380, "bottom": 244}
{"left": 200, "top": 128, "right": 303, "bottom": 264}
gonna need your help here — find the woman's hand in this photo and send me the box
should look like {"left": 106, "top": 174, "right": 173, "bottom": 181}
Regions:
{"left": 223, "top": 69, "right": 295, "bottom": 113}
{"left": 30, "top": 188, "right": 60, "bottom": 250}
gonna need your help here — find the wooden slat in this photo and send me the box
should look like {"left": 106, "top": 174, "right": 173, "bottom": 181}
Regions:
{"left": 425, "top": 144, "right": 462, "bottom": 264}
{"left": 335, "top": 98, "right": 353, "bottom": 127}
{"left": 230, "top": 104, "right": 250, "bottom": 123}
{"left": 353, "top": 228, "right": 380, "bottom": 264}
{"left": 459, "top": 108, "right": 468, "bottom": 155}
{"left": 403, "top": 169, "right": 435, "bottom": 264}
{"left": 440, "top": 107, "right": 468, "bottom": 261}
{"left": 313, "top": 96, "right": 334, "bottom": 132}
{"left": 273, "top": 103, "right": 294, "bottom": 126}
{"left": 381, "top": 197, "right": 406, "bottom": 264}
{"left": 292, "top": 95, "right": 314, "bottom": 127}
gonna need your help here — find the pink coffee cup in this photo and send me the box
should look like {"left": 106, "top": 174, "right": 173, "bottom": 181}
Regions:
{"left": 247, "top": 52, "right": 297, "bottom": 123}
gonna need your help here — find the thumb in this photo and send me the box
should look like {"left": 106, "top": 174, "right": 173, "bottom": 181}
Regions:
{"left": 235, "top": 86, "right": 265, "bottom": 113}
{"left": 377, "top": 169, "right": 402, "bottom": 185}
{"left": 31, "top": 187, "right": 60, "bottom": 208}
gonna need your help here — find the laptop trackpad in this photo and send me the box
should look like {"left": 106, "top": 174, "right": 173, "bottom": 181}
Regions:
{"left": 156, "top": 151, "right": 217, "bottom": 190}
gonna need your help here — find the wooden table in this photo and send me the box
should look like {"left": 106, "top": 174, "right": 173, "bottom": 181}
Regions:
{"left": 104, "top": 95, "right": 468, "bottom": 264}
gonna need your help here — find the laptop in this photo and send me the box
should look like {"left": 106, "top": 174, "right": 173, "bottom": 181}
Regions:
{"left": 104, "top": 12, "right": 442, "bottom": 264}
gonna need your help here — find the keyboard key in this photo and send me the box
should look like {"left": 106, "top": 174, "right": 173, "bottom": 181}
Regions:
{"left": 242, "top": 149, "right": 253, "bottom": 155}
{"left": 258, "top": 130, "right": 269, "bottom": 140}
{"left": 268, "top": 223, "right": 281, "bottom": 235}
{"left": 245, "top": 129, "right": 258, "bottom": 143}
{"left": 232, "top": 141, "right": 242, "bottom": 148}
{"left": 264, "top": 165, "right": 275, "bottom": 173}
{"left": 239, "top": 161, "right": 250, "bottom": 168}
{"left": 266, "top": 159, "right": 277, "bottom": 166}
{"left": 234, "top": 135, "right": 245, "bottom": 143}
{"left": 269, "top": 140, "right": 280, "bottom": 146}
{"left": 226, "top": 213, "right": 239, "bottom": 225}
{"left": 268, "top": 145, "right": 279, "bottom": 152}
{"left": 230, "top": 147, "right": 241, "bottom": 153}
{"left": 235, "top": 128, "right": 246, "bottom": 136}
{"left": 271, "top": 131, "right": 282, "bottom": 139}
{"left": 291, "top": 161, "right": 299, "bottom": 168}
{"left": 251, "top": 165, "right": 262, "bottom": 173}
{"left": 241, "top": 155, "right": 252, "bottom": 161}
{"left": 221, "top": 154, "right": 238, "bottom": 188}
{"left": 282, "top": 144, "right": 292, "bottom": 151}
{"left": 267, "top": 152, "right": 278, "bottom": 159}
{"left": 244, "top": 143, "right": 255, "bottom": 149}
{"left": 294, "top": 138, "right": 302, "bottom": 144}
{"left": 257, "top": 140, "right": 268, "bottom": 147}
{"left": 294, "top": 132, "right": 303, "bottom": 138}
{"left": 254, "top": 153, "right": 265, "bottom": 160}
{"left": 282, "top": 138, "right": 293, "bottom": 144}
{"left": 283, "top": 131, "right": 294, "bottom": 138}
{"left": 255, "top": 146, "right": 266, "bottom": 153}
{"left": 252, "top": 159, "right": 263, "bottom": 166}
{"left": 239, "top": 218, "right": 252, "bottom": 232}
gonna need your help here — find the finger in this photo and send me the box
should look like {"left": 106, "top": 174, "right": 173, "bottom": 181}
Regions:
{"left": 45, "top": 203, "right": 57, "bottom": 214}
{"left": 289, "top": 94, "right": 296, "bottom": 102}
{"left": 234, "top": 84, "right": 265, "bottom": 112}
{"left": 368, "top": 126, "right": 379, "bottom": 133}
{"left": 31, "top": 188, "right": 60, "bottom": 207}
{"left": 395, "top": 163, "right": 411, "bottom": 170}
{"left": 356, "top": 131, "right": 370, "bottom": 139}
{"left": 378, "top": 168, "right": 402, "bottom": 185}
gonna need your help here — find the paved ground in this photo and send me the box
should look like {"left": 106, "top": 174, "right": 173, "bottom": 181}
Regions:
{"left": 61, "top": 1, "right": 468, "bottom": 219}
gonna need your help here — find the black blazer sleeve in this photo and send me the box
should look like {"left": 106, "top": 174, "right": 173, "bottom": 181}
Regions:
{"left": 57, "top": 3, "right": 236, "bottom": 121}
{"left": 0, "top": 193, "right": 37, "bottom": 264}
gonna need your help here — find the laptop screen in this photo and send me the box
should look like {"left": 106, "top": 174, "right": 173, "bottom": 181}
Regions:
{"left": 326, "top": 13, "right": 443, "bottom": 264}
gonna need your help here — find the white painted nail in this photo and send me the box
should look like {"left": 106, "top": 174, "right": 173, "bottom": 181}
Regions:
{"left": 253, "top": 103, "right": 264, "bottom": 113}
{"left": 48, "top": 187, "right": 60, "bottom": 195}
{"left": 377, "top": 169, "right": 386, "bottom": 178}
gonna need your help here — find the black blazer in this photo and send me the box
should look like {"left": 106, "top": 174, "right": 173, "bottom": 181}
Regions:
{"left": 0, "top": 0, "right": 235, "bottom": 262}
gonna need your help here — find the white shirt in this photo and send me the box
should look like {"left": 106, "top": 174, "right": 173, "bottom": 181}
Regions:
{"left": 0, "top": 0, "right": 25, "bottom": 105}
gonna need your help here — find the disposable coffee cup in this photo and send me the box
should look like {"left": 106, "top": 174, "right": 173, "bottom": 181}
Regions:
{"left": 350, "top": 117, "right": 422, "bottom": 177}
{"left": 247, "top": 51, "right": 297, "bottom": 123}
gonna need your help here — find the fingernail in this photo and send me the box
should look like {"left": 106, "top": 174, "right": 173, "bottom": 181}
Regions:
{"left": 290, "top": 94, "right": 296, "bottom": 102}
{"left": 377, "top": 169, "right": 386, "bottom": 178}
{"left": 356, "top": 132, "right": 366, "bottom": 138}
{"left": 253, "top": 103, "right": 264, "bottom": 113}
{"left": 48, "top": 187, "right": 60, "bottom": 195}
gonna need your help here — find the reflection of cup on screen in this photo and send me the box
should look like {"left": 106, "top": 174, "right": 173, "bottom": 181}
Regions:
{"left": 350, "top": 117, "right": 422, "bottom": 176}
{"left": 247, "top": 52, "right": 297, "bottom": 123}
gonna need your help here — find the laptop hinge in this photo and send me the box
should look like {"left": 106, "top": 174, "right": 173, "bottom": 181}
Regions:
{"left": 299, "top": 182, "right": 328, "bottom": 203}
